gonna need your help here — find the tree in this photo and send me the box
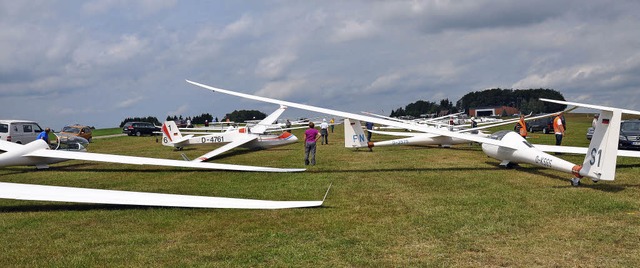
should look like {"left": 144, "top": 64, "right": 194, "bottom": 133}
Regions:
{"left": 224, "top": 110, "right": 267, "bottom": 122}
{"left": 119, "top": 116, "right": 160, "bottom": 128}
{"left": 457, "top": 88, "right": 565, "bottom": 113}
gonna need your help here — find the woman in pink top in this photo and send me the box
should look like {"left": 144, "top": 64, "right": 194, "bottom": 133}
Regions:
{"left": 304, "top": 122, "right": 321, "bottom": 165}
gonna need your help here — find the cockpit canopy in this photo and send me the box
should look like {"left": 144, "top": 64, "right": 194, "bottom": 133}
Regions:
{"left": 56, "top": 134, "right": 89, "bottom": 151}
{"left": 488, "top": 130, "right": 512, "bottom": 141}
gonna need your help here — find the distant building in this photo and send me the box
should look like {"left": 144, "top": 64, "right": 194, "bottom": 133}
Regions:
{"left": 469, "top": 106, "right": 520, "bottom": 117}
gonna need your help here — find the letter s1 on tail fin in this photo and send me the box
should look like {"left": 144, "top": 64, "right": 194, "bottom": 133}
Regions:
{"left": 344, "top": 119, "right": 369, "bottom": 148}
{"left": 580, "top": 109, "right": 622, "bottom": 181}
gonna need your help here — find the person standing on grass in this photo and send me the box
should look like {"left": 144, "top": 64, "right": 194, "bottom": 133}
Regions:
{"left": 320, "top": 118, "right": 329, "bottom": 145}
{"left": 304, "top": 122, "right": 321, "bottom": 165}
{"left": 365, "top": 121, "right": 374, "bottom": 142}
{"left": 553, "top": 112, "right": 565, "bottom": 145}
{"left": 515, "top": 114, "right": 527, "bottom": 138}
{"left": 330, "top": 118, "right": 335, "bottom": 133}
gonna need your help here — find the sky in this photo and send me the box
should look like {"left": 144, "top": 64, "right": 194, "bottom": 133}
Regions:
{"left": 1, "top": 0, "right": 639, "bottom": 129}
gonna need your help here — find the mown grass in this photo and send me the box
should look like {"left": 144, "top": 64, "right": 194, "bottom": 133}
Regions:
{"left": 91, "top": 127, "right": 123, "bottom": 136}
{"left": 0, "top": 113, "right": 638, "bottom": 266}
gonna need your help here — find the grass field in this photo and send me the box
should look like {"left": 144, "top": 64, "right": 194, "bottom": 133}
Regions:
{"left": 1, "top": 113, "right": 639, "bottom": 266}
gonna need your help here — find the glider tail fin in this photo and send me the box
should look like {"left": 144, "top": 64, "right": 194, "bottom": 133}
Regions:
{"left": 579, "top": 109, "right": 622, "bottom": 181}
{"left": 161, "top": 121, "right": 182, "bottom": 146}
{"left": 344, "top": 119, "right": 369, "bottom": 148}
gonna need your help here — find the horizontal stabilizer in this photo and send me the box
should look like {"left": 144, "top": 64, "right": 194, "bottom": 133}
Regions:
{"left": 192, "top": 135, "right": 257, "bottom": 162}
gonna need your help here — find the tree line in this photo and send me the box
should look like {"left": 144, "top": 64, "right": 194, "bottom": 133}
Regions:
{"left": 119, "top": 116, "right": 161, "bottom": 128}
{"left": 120, "top": 110, "right": 268, "bottom": 128}
{"left": 391, "top": 88, "right": 566, "bottom": 118}
{"left": 165, "top": 113, "right": 216, "bottom": 124}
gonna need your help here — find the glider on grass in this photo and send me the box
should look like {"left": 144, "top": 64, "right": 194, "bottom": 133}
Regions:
{"left": 161, "top": 105, "right": 298, "bottom": 160}
{"left": 0, "top": 136, "right": 302, "bottom": 172}
{"left": 349, "top": 112, "right": 567, "bottom": 149}
{"left": 0, "top": 135, "right": 328, "bottom": 209}
{"left": 187, "top": 80, "right": 640, "bottom": 186}
{"left": 0, "top": 182, "right": 330, "bottom": 209}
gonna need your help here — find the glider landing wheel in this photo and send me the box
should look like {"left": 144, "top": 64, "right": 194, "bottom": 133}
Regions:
{"left": 570, "top": 178, "right": 581, "bottom": 187}
{"left": 177, "top": 147, "right": 183, "bottom": 151}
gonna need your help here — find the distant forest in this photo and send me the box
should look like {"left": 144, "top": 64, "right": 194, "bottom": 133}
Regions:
{"left": 224, "top": 110, "right": 267, "bottom": 122}
{"left": 390, "top": 88, "right": 566, "bottom": 117}
{"left": 165, "top": 113, "right": 215, "bottom": 124}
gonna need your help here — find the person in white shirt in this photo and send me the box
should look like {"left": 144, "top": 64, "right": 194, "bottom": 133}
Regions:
{"left": 320, "top": 119, "right": 329, "bottom": 145}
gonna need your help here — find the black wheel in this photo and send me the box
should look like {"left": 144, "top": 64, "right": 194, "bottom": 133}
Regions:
{"left": 542, "top": 128, "right": 548, "bottom": 134}
{"left": 529, "top": 127, "right": 533, "bottom": 133}
{"left": 136, "top": 131, "right": 141, "bottom": 137}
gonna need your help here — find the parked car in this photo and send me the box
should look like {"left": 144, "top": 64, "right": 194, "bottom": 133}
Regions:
{"left": 586, "top": 127, "right": 594, "bottom": 140}
{"left": 59, "top": 124, "right": 93, "bottom": 142}
{"left": 0, "top": 120, "right": 44, "bottom": 144}
{"left": 527, "top": 117, "right": 553, "bottom": 134}
{"left": 619, "top": 119, "right": 640, "bottom": 150}
{"left": 122, "top": 122, "right": 159, "bottom": 136}
{"left": 527, "top": 115, "right": 567, "bottom": 134}
{"left": 586, "top": 119, "right": 640, "bottom": 150}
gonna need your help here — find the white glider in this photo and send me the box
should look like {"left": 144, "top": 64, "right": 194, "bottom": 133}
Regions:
{"left": 0, "top": 138, "right": 303, "bottom": 172}
{"left": 0, "top": 137, "right": 330, "bottom": 209}
{"left": 161, "top": 106, "right": 298, "bottom": 161}
{"left": 349, "top": 111, "right": 570, "bottom": 149}
{"left": 0, "top": 182, "right": 329, "bottom": 209}
{"left": 187, "top": 80, "right": 640, "bottom": 186}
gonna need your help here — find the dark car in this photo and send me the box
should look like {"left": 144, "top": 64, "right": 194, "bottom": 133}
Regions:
{"left": 619, "top": 119, "right": 640, "bottom": 150}
{"left": 527, "top": 117, "right": 553, "bottom": 134}
{"left": 586, "top": 119, "right": 640, "bottom": 150}
{"left": 122, "top": 122, "right": 159, "bottom": 136}
{"left": 527, "top": 115, "right": 566, "bottom": 134}
{"left": 586, "top": 127, "right": 594, "bottom": 140}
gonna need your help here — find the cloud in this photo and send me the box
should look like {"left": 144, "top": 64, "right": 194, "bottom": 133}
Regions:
{"left": 330, "top": 19, "right": 377, "bottom": 43}
{"left": 82, "top": 0, "right": 176, "bottom": 15}
{"left": 167, "top": 104, "right": 189, "bottom": 117}
{"left": 254, "top": 79, "right": 308, "bottom": 100}
{"left": 2, "top": 0, "right": 640, "bottom": 129}
{"left": 116, "top": 96, "right": 144, "bottom": 109}
{"left": 218, "top": 14, "right": 254, "bottom": 40}
{"left": 254, "top": 52, "right": 298, "bottom": 79}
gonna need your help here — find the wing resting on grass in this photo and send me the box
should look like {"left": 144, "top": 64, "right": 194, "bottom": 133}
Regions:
{"left": 25, "top": 148, "right": 304, "bottom": 173}
{"left": 0, "top": 182, "right": 328, "bottom": 209}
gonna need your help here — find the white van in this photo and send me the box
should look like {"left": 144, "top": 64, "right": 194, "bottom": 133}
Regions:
{"left": 0, "top": 120, "right": 45, "bottom": 144}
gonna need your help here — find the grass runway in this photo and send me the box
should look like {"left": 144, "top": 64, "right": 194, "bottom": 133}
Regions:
{"left": 0, "top": 114, "right": 639, "bottom": 266}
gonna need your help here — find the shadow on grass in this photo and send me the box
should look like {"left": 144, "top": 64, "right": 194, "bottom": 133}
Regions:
{"left": 0, "top": 163, "right": 286, "bottom": 174}
{"left": 204, "top": 147, "right": 298, "bottom": 160}
{"left": 0, "top": 201, "right": 333, "bottom": 213}
{"left": 352, "top": 145, "right": 483, "bottom": 152}
{"left": 484, "top": 161, "right": 634, "bottom": 192}
{"left": 307, "top": 166, "right": 499, "bottom": 173}
{"left": 0, "top": 203, "right": 161, "bottom": 213}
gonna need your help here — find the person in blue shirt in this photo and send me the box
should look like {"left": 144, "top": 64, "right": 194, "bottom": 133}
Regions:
{"left": 36, "top": 128, "right": 51, "bottom": 144}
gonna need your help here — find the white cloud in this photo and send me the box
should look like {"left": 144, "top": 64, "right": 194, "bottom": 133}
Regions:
{"left": 116, "top": 96, "right": 144, "bottom": 109}
{"left": 254, "top": 79, "right": 308, "bottom": 100}
{"left": 218, "top": 14, "right": 254, "bottom": 40}
{"left": 3, "top": 0, "right": 640, "bottom": 129}
{"left": 254, "top": 53, "right": 298, "bottom": 79}
{"left": 330, "top": 19, "right": 377, "bottom": 43}
{"left": 82, "top": 0, "right": 176, "bottom": 15}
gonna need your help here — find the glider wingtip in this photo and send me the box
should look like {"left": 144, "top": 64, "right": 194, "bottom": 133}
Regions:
{"left": 322, "top": 182, "right": 333, "bottom": 203}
